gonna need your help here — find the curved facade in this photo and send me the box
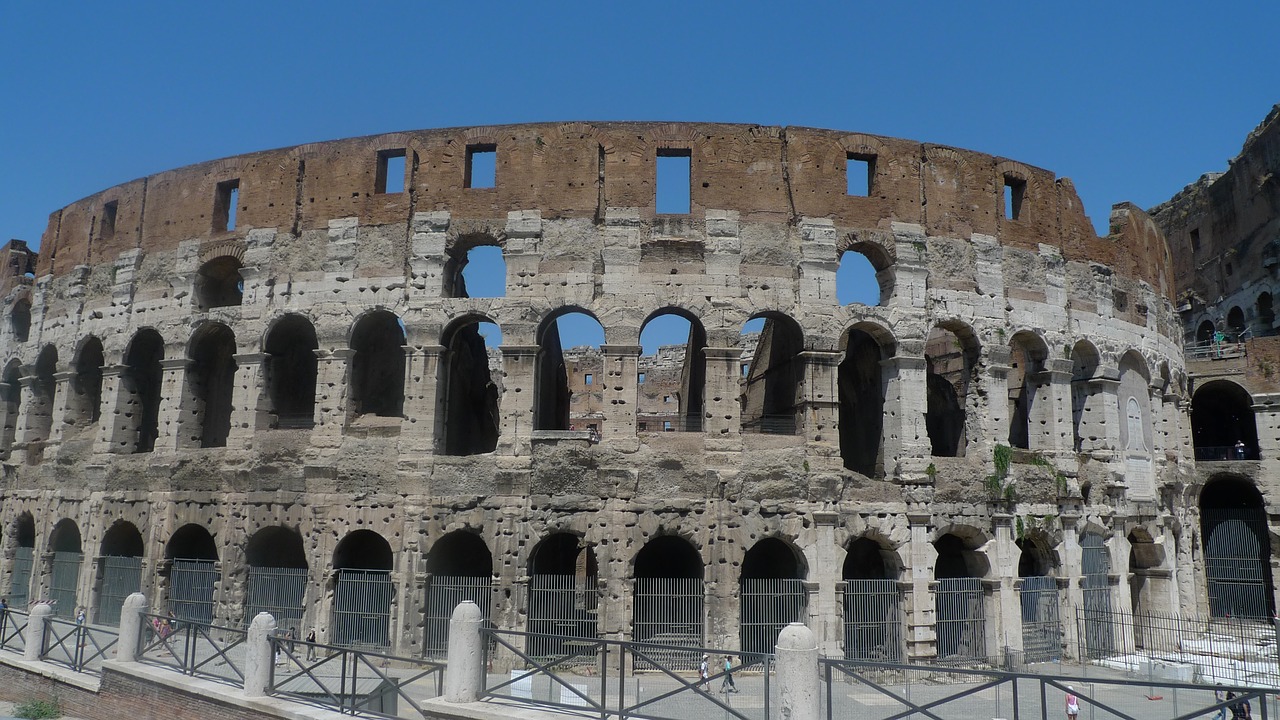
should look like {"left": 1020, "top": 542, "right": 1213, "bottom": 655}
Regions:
{"left": 0, "top": 121, "right": 1201, "bottom": 661}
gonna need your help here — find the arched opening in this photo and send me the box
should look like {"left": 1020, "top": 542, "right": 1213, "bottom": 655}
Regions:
{"left": 933, "top": 532, "right": 988, "bottom": 662}
{"left": 423, "top": 531, "right": 493, "bottom": 658}
{"left": 528, "top": 533, "right": 599, "bottom": 659}
{"left": 637, "top": 310, "right": 706, "bottom": 433}
{"left": 165, "top": 524, "right": 219, "bottom": 624}
{"left": 925, "top": 324, "right": 979, "bottom": 458}
{"left": 1070, "top": 341, "right": 1101, "bottom": 452}
{"left": 1258, "top": 293, "right": 1275, "bottom": 335}
{"left": 841, "top": 537, "right": 902, "bottom": 661}
{"left": 1200, "top": 477, "right": 1274, "bottom": 619}
{"left": 244, "top": 526, "right": 308, "bottom": 630}
{"left": 839, "top": 327, "right": 888, "bottom": 475}
{"left": 9, "top": 513, "right": 35, "bottom": 608}
{"left": 1016, "top": 535, "right": 1061, "bottom": 663}
{"left": 739, "top": 314, "right": 803, "bottom": 435}
{"left": 1227, "top": 306, "right": 1246, "bottom": 338}
{"left": 25, "top": 345, "right": 57, "bottom": 448}
{"left": 1080, "top": 531, "right": 1114, "bottom": 657}
{"left": 836, "top": 245, "right": 888, "bottom": 306}
{"left": 444, "top": 242, "right": 506, "bottom": 299}
{"left": 1192, "top": 380, "right": 1259, "bottom": 461}
{"left": 188, "top": 323, "right": 237, "bottom": 448}
{"left": 0, "top": 362, "right": 21, "bottom": 459}
{"left": 48, "top": 519, "right": 83, "bottom": 619}
{"left": 439, "top": 317, "right": 501, "bottom": 455}
{"left": 71, "top": 337, "right": 105, "bottom": 427}
{"left": 194, "top": 256, "right": 243, "bottom": 310}
{"left": 633, "top": 535, "right": 703, "bottom": 661}
{"left": 264, "top": 315, "right": 318, "bottom": 429}
{"left": 123, "top": 329, "right": 164, "bottom": 453}
{"left": 331, "top": 530, "right": 394, "bottom": 648}
{"left": 10, "top": 300, "right": 30, "bottom": 344}
{"left": 1196, "top": 320, "right": 1216, "bottom": 345}
{"left": 349, "top": 311, "right": 405, "bottom": 418}
{"left": 96, "top": 521, "right": 144, "bottom": 626}
{"left": 1007, "top": 332, "right": 1048, "bottom": 450}
{"left": 535, "top": 309, "right": 605, "bottom": 432}
{"left": 740, "top": 537, "right": 807, "bottom": 657}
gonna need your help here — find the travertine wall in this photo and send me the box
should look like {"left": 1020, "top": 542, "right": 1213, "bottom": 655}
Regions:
{"left": 0, "top": 121, "right": 1192, "bottom": 661}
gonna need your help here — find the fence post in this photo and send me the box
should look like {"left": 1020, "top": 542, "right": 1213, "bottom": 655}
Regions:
{"left": 244, "top": 611, "right": 277, "bottom": 698}
{"left": 24, "top": 603, "right": 50, "bottom": 662}
{"left": 776, "top": 622, "right": 820, "bottom": 720}
{"left": 115, "top": 593, "right": 147, "bottom": 662}
{"left": 443, "top": 601, "right": 484, "bottom": 703}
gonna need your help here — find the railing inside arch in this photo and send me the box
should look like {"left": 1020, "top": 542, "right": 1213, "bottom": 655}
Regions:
{"left": 840, "top": 579, "right": 903, "bottom": 662}
{"left": 49, "top": 551, "right": 82, "bottom": 619}
{"left": 422, "top": 575, "right": 491, "bottom": 659}
{"left": 740, "top": 578, "right": 807, "bottom": 659}
{"left": 1080, "top": 533, "right": 1114, "bottom": 657}
{"left": 97, "top": 555, "right": 143, "bottom": 626}
{"left": 331, "top": 568, "right": 393, "bottom": 649}
{"left": 245, "top": 566, "right": 307, "bottom": 631}
{"left": 1203, "top": 507, "right": 1273, "bottom": 619}
{"left": 633, "top": 577, "right": 703, "bottom": 670}
{"left": 9, "top": 546, "right": 33, "bottom": 609}
{"left": 935, "top": 577, "right": 986, "bottom": 664}
{"left": 169, "top": 559, "right": 218, "bottom": 624}
{"left": 526, "top": 574, "right": 598, "bottom": 662}
{"left": 1019, "top": 575, "right": 1062, "bottom": 663}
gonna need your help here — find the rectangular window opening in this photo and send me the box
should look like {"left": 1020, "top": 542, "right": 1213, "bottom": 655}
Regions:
{"left": 846, "top": 154, "right": 875, "bottom": 196}
{"left": 638, "top": 372, "right": 646, "bottom": 384}
{"left": 101, "top": 201, "right": 118, "bottom": 241}
{"left": 742, "top": 363, "right": 750, "bottom": 377}
{"left": 214, "top": 179, "right": 241, "bottom": 232}
{"left": 1190, "top": 228, "right": 1202, "bottom": 252}
{"left": 376, "top": 149, "right": 406, "bottom": 194}
{"left": 465, "top": 144, "right": 497, "bottom": 189}
{"left": 656, "top": 149, "right": 691, "bottom": 214}
{"left": 1003, "top": 175, "right": 1026, "bottom": 220}
{"left": 584, "top": 373, "right": 594, "bottom": 385}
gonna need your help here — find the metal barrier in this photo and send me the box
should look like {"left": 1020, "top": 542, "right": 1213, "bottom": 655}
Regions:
{"left": 9, "top": 547, "right": 33, "bottom": 609}
{"left": 97, "top": 555, "right": 143, "bottom": 626}
{"left": 740, "top": 414, "right": 798, "bottom": 435}
{"left": 137, "top": 612, "right": 247, "bottom": 686}
{"left": 823, "top": 656, "right": 1275, "bottom": 720}
{"left": 935, "top": 578, "right": 986, "bottom": 664}
{"left": 484, "top": 628, "right": 771, "bottom": 720}
{"left": 245, "top": 566, "right": 307, "bottom": 631}
{"left": 40, "top": 616, "right": 117, "bottom": 675}
{"left": 423, "top": 575, "right": 491, "bottom": 659}
{"left": 331, "top": 568, "right": 393, "bottom": 649}
{"left": 633, "top": 577, "right": 703, "bottom": 669}
{"left": 636, "top": 415, "right": 703, "bottom": 433}
{"left": 841, "top": 579, "right": 905, "bottom": 662}
{"left": 49, "top": 551, "right": 81, "bottom": 619}
{"left": 268, "top": 637, "right": 444, "bottom": 718}
{"left": 741, "top": 577, "right": 806, "bottom": 657}
{"left": 0, "top": 610, "right": 28, "bottom": 653}
{"left": 169, "top": 558, "right": 218, "bottom": 624}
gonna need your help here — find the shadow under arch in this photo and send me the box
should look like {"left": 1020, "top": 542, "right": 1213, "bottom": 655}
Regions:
{"left": 840, "top": 322, "right": 894, "bottom": 476}
{"left": 423, "top": 530, "right": 494, "bottom": 659}
{"left": 740, "top": 311, "right": 804, "bottom": 436}
{"left": 7, "top": 512, "right": 35, "bottom": 608}
{"left": 527, "top": 532, "right": 599, "bottom": 655}
{"left": 47, "top": 518, "right": 82, "bottom": 619}
{"left": 925, "top": 321, "right": 980, "bottom": 458}
{"left": 243, "top": 526, "right": 308, "bottom": 629}
{"left": 842, "top": 535, "right": 904, "bottom": 661}
{"left": 933, "top": 529, "right": 989, "bottom": 662}
{"left": 164, "top": 523, "right": 219, "bottom": 624}
{"left": 331, "top": 529, "right": 394, "bottom": 648}
{"left": 439, "top": 314, "right": 500, "bottom": 455}
{"left": 1200, "top": 475, "right": 1274, "bottom": 618}
{"left": 633, "top": 534, "right": 704, "bottom": 652}
{"left": 1192, "top": 379, "right": 1259, "bottom": 461}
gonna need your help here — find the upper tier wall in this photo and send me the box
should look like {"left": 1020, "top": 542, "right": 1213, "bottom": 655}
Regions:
{"left": 35, "top": 122, "right": 1172, "bottom": 296}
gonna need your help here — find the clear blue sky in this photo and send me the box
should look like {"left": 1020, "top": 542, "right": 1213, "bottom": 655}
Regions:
{"left": 3, "top": 1, "right": 1277, "bottom": 349}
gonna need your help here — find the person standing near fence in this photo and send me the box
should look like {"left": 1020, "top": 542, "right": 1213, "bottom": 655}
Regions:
{"left": 721, "top": 656, "right": 738, "bottom": 693}
{"left": 306, "top": 627, "right": 317, "bottom": 661}
{"left": 1065, "top": 686, "right": 1079, "bottom": 720}
{"left": 698, "top": 654, "right": 709, "bottom": 690}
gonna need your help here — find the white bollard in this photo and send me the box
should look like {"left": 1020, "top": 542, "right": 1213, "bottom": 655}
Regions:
{"left": 24, "top": 603, "right": 51, "bottom": 662}
{"left": 775, "top": 622, "right": 820, "bottom": 720}
{"left": 443, "top": 601, "right": 485, "bottom": 703}
{"left": 114, "top": 593, "right": 148, "bottom": 662}
{"left": 243, "top": 611, "right": 277, "bottom": 698}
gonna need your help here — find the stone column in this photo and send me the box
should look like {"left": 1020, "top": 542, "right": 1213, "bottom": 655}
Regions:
{"left": 244, "top": 612, "right": 276, "bottom": 697}
{"left": 882, "top": 355, "right": 930, "bottom": 479}
{"left": 1043, "top": 360, "right": 1075, "bottom": 456}
{"left": 401, "top": 345, "right": 443, "bottom": 457}
{"left": 497, "top": 345, "right": 537, "bottom": 456}
{"left": 115, "top": 592, "right": 147, "bottom": 662}
{"left": 310, "top": 348, "right": 352, "bottom": 449}
{"left": 906, "top": 512, "right": 936, "bottom": 661}
{"left": 443, "top": 601, "right": 485, "bottom": 703}
{"left": 599, "top": 345, "right": 640, "bottom": 443}
{"left": 982, "top": 362, "right": 1011, "bottom": 453}
{"left": 1090, "top": 370, "right": 1122, "bottom": 456}
{"left": 1110, "top": 527, "right": 1136, "bottom": 655}
{"left": 227, "top": 353, "right": 264, "bottom": 447}
{"left": 154, "top": 358, "right": 191, "bottom": 451}
{"left": 775, "top": 623, "right": 820, "bottom": 720}
{"left": 702, "top": 347, "right": 741, "bottom": 442}
{"left": 94, "top": 365, "right": 129, "bottom": 454}
{"left": 811, "top": 511, "right": 842, "bottom": 656}
{"left": 12, "top": 374, "right": 41, "bottom": 461}
{"left": 1059, "top": 513, "right": 1084, "bottom": 660}
{"left": 797, "top": 351, "right": 841, "bottom": 467}
{"left": 991, "top": 515, "right": 1023, "bottom": 663}
{"left": 24, "top": 603, "right": 50, "bottom": 661}
{"left": 47, "top": 370, "right": 74, "bottom": 446}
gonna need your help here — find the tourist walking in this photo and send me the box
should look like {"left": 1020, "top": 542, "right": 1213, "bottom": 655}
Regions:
{"left": 1214, "top": 684, "right": 1227, "bottom": 720}
{"left": 721, "top": 656, "right": 738, "bottom": 693}
{"left": 698, "top": 654, "right": 709, "bottom": 690}
{"left": 306, "top": 627, "right": 317, "bottom": 661}
{"left": 1065, "top": 685, "right": 1079, "bottom": 720}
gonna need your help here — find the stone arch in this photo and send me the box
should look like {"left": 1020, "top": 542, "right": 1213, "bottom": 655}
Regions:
{"left": 0, "top": 360, "right": 19, "bottom": 460}
{"left": 637, "top": 307, "right": 707, "bottom": 434}
{"left": 70, "top": 335, "right": 105, "bottom": 427}
{"left": 1258, "top": 292, "right": 1275, "bottom": 335}
{"left": 187, "top": 322, "right": 237, "bottom": 448}
{"left": 26, "top": 344, "right": 57, "bottom": 447}
{"left": 1007, "top": 331, "right": 1049, "bottom": 450}
{"left": 740, "top": 536, "right": 807, "bottom": 655}
{"left": 96, "top": 519, "right": 145, "bottom": 624}
{"left": 527, "top": 532, "right": 599, "bottom": 653}
{"left": 9, "top": 298, "right": 31, "bottom": 345}
{"left": 122, "top": 328, "right": 164, "bottom": 453}
{"left": 925, "top": 321, "right": 981, "bottom": 458}
{"left": 841, "top": 534, "right": 904, "bottom": 661}
{"left": 100, "top": 520, "right": 144, "bottom": 557}
{"left": 439, "top": 314, "right": 500, "bottom": 455}
{"left": 1192, "top": 379, "right": 1259, "bottom": 461}
{"left": 740, "top": 311, "right": 804, "bottom": 436}
{"left": 836, "top": 239, "right": 892, "bottom": 307}
{"left": 1118, "top": 350, "right": 1152, "bottom": 458}
{"left": 840, "top": 322, "right": 892, "bottom": 476}
{"left": 633, "top": 534, "right": 704, "bottom": 647}
{"left": 8, "top": 512, "right": 35, "bottom": 607}
{"left": 1227, "top": 305, "right": 1246, "bottom": 336}
{"left": 47, "top": 518, "right": 83, "bottom": 619}
{"left": 1200, "top": 475, "right": 1274, "bottom": 618}
{"left": 263, "top": 313, "right": 318, "bottom": 429}
{"left": 933, "top": 528, "right": 990, "bottom": 662}
{"left": 443, "top": 233, "right": 505, "bottom": 299}
{"left": 423, "top": 530, "right": 494, "bottom": 658}
{"left": 1196, "top": 319, "right": 1216, "bottom": 345}
{"left": 332, "top": 529, "right": 394, "bottom": 648}
{"left": 244, "top": 526, "right": 308, "bottom": 630}
{"left": 166, "top": 523, "right": 218, "bottom": 561}
{"left": 1016, "top": 532, "right": 1058, "bottom": 577}
{"left": 534, "top": 306, "right": 605, "bottom": 432}
{"left": 193, "top": 255, "right": 243, "bottom": 310}
{"left": 1070, "top": 340, "right": 1101, "bottom": 452}
{"left": 349, "top": 309, "right": 406, "bottom": 418}
{"left": 933, "top": 529, "right": 991, "bottom": 579}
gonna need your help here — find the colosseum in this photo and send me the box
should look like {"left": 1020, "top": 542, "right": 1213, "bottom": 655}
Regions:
{"left": 0, "top": 118, "right": 1256, "bottom": 668}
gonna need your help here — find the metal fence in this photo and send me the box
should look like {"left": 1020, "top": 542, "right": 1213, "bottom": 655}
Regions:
{"left": 636, "top": 415, "right": 703, "bottom": 432}
{"left": 97, "top": 555, "right": 143, "bottom": 626}
{"left": 49, "top": 551, "right": 82, "bottom": 618}
{"left": 634, "top": 577, "right": 703, "bottom": 669}
{"left": 169, "top": 558, "right": 218, "bottom": 624}
{"left": 840, "top": 579, "right": 904, "bottom": 662}
{"left": 527, "top": 574, "right": 598, "bottom": 661}
{"left": 40, "top": 615, "right": 116, "bottom": 675}
{"left": 268, "top": 636, "right": 444, "bottom": 718}
{"left": 484, "top": 628, "right": 772, "bottom": 720}
{"left": 9, "top": 546, "right": 33, "bottom": 609}
{"left": 1080, "top": 532, "right": 1114, "bottom": 657}
{"left": 1196, "top": 444, "right": 1261, "bottom": 461}
{"left": 0, "top": 610, "right": 27, "bottom": 653}
{"left": 935, "top": 577, "right": 986, "bottom": 664}
{"left": 137, "top": 611, "right": 247, "bottom": 686}
{"left": 331, "top": 568, "right": 393, "bottom": 649}
{"left": 741, "top": 578, "right": 806, "bottom": 658}
{"left": 423, "top": 575, "right": 491, "bottom": 659}
{"left": 1203, "top": 507, "right": 1273, "bottom": 619}
{"left": 1020, "top": 575, "right": 1062, "bottom": 663}
{"left": 740, "top": 414, "right": 797, "bottom": 435}
{"left": 245, "top": 566, "right": 307, "bottom": 630}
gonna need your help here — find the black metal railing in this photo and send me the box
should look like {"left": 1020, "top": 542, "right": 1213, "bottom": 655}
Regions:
{"left": 137, "top": 612, "right": 247, "bottom": 687}
{"left": 0, "top": 610, "right": 28, "bottom": 654}
{"left": 740, "top": 414, "right": 798, "bottom": 435}
{"left": 268, "top": 637, "right": 444, "bottom": 718}
{"left": 40, "top": 616, "right": 117, "bottom": 675}
{"left": 637, "top": 415, "right": 704, "bottom": 433}
{"left": 1186, "top": 339, "right": 1248, "bottom": 360}
{"left": 483, "top": 628, "right": 771, "bottom": 720}
{"left": 1195, "top": 444, "right": 1261, "bottom": 461}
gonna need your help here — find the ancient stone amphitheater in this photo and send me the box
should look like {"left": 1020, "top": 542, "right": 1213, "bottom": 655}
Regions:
{"left": 0, "top": 120, "right": 1239, "bottom": 666}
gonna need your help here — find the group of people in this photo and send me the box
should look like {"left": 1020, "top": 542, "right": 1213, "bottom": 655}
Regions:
{"left": 697, "top": 653, "right": 739, "bottom": 694}
{"left": 1215, "top": 685, "right": 1255, "bottom": 719}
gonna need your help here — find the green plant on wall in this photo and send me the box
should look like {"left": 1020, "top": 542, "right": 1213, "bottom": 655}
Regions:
{"left": 1027, "top": 451, "right": 1069, "bottom": 496}
{"left": 984, "top": 444, "right": 1016, "bottom": 506}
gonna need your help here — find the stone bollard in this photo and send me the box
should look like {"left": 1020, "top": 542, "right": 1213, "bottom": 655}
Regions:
{"left": 114, "top": 593, "right": 148, "bottom": 662}
{"left": 775, "top": 622, "right": 820, "bottom": 720}
{"left": 442, "top": 601, "right": 485, "bottom": 703}
{"left": 243, "top": 612, "right": 277, "bottom": 698}
{"left": 24, "top": 604, "right": 51, "bottom": 662}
